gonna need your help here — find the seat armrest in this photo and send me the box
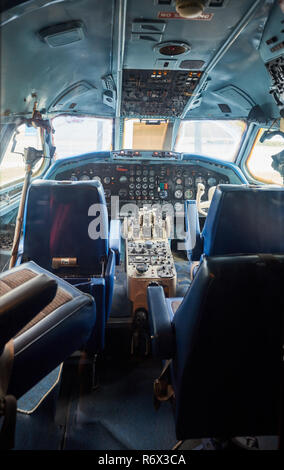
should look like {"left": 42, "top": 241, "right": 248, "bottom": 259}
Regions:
{"left": 0, "top": 274, "right": 57, "bottom": 352}
{"left": 109, "top": 219, "right": 121, "bottom": 265}
{"left": 147, "top": 285, "right": 175, "bottom": 359}
{"left": 184, "top": 200, "right": 203, "bottom": 261}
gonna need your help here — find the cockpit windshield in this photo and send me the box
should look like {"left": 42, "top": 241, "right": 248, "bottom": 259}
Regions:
{"left": 175, "top": 120, "right": 247, "bottom": 161}
{"left": 51, "top": 115, "right": 247, "bottom": 162}
{"left": 52, "top": 115, "right": 113, "bottom": 159}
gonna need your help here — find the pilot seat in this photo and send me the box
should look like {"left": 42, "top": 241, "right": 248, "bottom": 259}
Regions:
{"left": 16, "top": 179, "right": 121, "bottom": 352}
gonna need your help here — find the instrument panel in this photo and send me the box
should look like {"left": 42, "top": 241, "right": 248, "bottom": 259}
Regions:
{"left": 54, "top": 161, "right": 230, "bottom": 208}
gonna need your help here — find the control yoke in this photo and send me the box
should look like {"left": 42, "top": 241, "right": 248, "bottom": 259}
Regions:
{"left": 196, "top": 183, "right": 216, "bottom": 216}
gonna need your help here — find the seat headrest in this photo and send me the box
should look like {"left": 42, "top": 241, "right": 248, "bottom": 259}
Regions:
{"left": 23, "top": 180, "right": 109, "bottom": 273}
{"left": 202, "top": 184, "right": 284, "bottom": 256}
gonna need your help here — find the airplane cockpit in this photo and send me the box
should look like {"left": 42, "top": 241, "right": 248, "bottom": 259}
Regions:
{"left": 0, "top": 0, "right": 284, "bottom": 454}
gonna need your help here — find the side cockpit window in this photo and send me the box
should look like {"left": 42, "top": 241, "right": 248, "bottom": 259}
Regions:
{"left": 246, "top": 129, "right": 284, "bottom": 186}
{"left": 0, "top": 124, "right": 43, "bottom": 186}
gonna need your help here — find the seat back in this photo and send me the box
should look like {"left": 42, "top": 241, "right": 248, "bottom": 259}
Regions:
{"left": 202, "top": 184, "right": 284, "bottom": 256}
{"left": 22, "top": 180, "right": 109, "bottom": 275}
{"left": 172, "top": 254, "right": 284, "bottom": 440}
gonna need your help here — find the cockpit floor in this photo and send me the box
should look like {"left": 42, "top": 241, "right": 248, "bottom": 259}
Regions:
{"left": 63, "top": 355, "right": 177, "bottom": 450}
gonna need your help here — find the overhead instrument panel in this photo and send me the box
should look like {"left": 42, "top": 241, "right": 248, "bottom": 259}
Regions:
{"left": 121, "top": 69, "right": 203, "bottom": 117}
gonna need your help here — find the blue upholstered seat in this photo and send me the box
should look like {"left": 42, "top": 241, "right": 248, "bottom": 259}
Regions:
{"left": 0, "top": 261, "right": 96, "bottom": 399}
{"left": 17, "top": 179, "right": 121, "bottom": 352}
{"left": 148, "top": 254, "right": 284, "bottom": 440}
{"left": 185, "top": 184, "right": 284, "bottom": 262}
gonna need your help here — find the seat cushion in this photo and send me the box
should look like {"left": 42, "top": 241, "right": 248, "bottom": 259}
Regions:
{"left": 165, "top": 297, "right": 183, "bottom": 318}
{"left": 2, "top": 261, "right": 96, "bottom": 399}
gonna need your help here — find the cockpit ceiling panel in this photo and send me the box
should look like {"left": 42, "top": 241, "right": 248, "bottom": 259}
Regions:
{"left": 123, "top": 0, "right": 258, "bottom": 71}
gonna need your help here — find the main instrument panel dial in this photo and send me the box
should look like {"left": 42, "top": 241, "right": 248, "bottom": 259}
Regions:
{"left": 207, "top": 177, "right": 217, "bottom": 187}
{"left": 92, "top": 176, "right": 101, "bottom": 183}
{"left": 174, "top": 189, "right": 183, "bottom": 199}
{"left": 184, "top": 189, "right": 194, "bottom": 199}
{"left": 79, "top": 174, "right": 90, "bottom": 181}
{"left": 195, "top": 176, "right": 206, "bottom": 186}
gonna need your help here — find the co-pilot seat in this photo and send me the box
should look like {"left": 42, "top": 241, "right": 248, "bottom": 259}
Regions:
{"left": 147, "top": 255, "right": 284, "bottom": 441}
{"left": 17, "top": 179, "right": 121, "bottom": 352}
{"left": 185, "top": 184, "right": 284, "bottom": 275}
{"left": 147, "top": 184, "right": 284, "bottom": 441}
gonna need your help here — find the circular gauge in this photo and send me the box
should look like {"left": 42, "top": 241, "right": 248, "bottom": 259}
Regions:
{"left": 185, "top": 176, "right": 193, "bottom": 186}
{"left": 195, "top": 176, "right": 205, "bottom": 186}
{"left": 103, "top": 176, "right": 110, "bottom": 184}
{"left": 79, "top": 174, "right": 90, "bottom": 181}
{"left": 207, "top": 177, "right": 217, "bottom": 187}
{"left": 136, "top": 183, "right": 141, "bottom": 190}
{"left": 118, "top": 189, "right": 128, "bottom": 198}
{"left": 174, "top": 189, "right": 183, "bottom": 199}
{"left": 119, "top": 175, "right": 128, "bottom": 184}
{"left": 92, "top": 176, "right": 101, "bottom": 183}
{"left": 184, "top": 189, "right": 194, "bottom": 199}
{"left": 149, "top": 169, "right": 155, "bottom": 176}
{"left": 129, "top": 183, "right": 135, "bottom": 190}
{"left": 176, "top": 177, "right": 183, "bottom": 185}
{"left": 70, "top": 174, "right": 78, "bottom": 181}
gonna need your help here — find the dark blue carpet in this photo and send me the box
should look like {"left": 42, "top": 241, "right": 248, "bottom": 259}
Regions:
{"left": 17, "top": 365, "right": 62, "bottom": 413}
{"left": 64, "top": 357, "right": 177, "bottom": 450}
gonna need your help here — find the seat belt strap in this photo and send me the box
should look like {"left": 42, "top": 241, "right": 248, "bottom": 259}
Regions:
{"left": 0, "top": 340, "right": 17, "bottom": 450}
{"left": 153, "top": 359, "right": 175, "bottom": 410}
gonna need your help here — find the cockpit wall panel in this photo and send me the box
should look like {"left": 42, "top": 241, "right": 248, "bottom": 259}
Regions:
{"left": 0, "top": 0, "right": 115, "bottom": 119}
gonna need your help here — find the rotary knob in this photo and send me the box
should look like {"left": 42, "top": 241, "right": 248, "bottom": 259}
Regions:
{"left": 136, "top": 263, "right": 148, "bottom": 274}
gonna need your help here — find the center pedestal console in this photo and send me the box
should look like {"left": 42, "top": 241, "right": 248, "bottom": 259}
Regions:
{"left": 124, "top": 207, "right": 176, "bottom": 314}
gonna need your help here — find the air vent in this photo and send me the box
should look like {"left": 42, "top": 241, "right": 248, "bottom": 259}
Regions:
{"left": 154, "top": 41, "right": 191, "bottom": 57}
{"left": 38, "top": 21, "right": 85, "bottom": 47}
{"left": 156, "top": 0, "right": 172, "bottom": 4}
{"left": 218, "top": 103, "right": 231, "bottom": 113}
{"left": 179, "top": 60, "right": 205, "bottom": 69}
{"left": 207, "top": 0, "right": 227, "bottom": 7}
